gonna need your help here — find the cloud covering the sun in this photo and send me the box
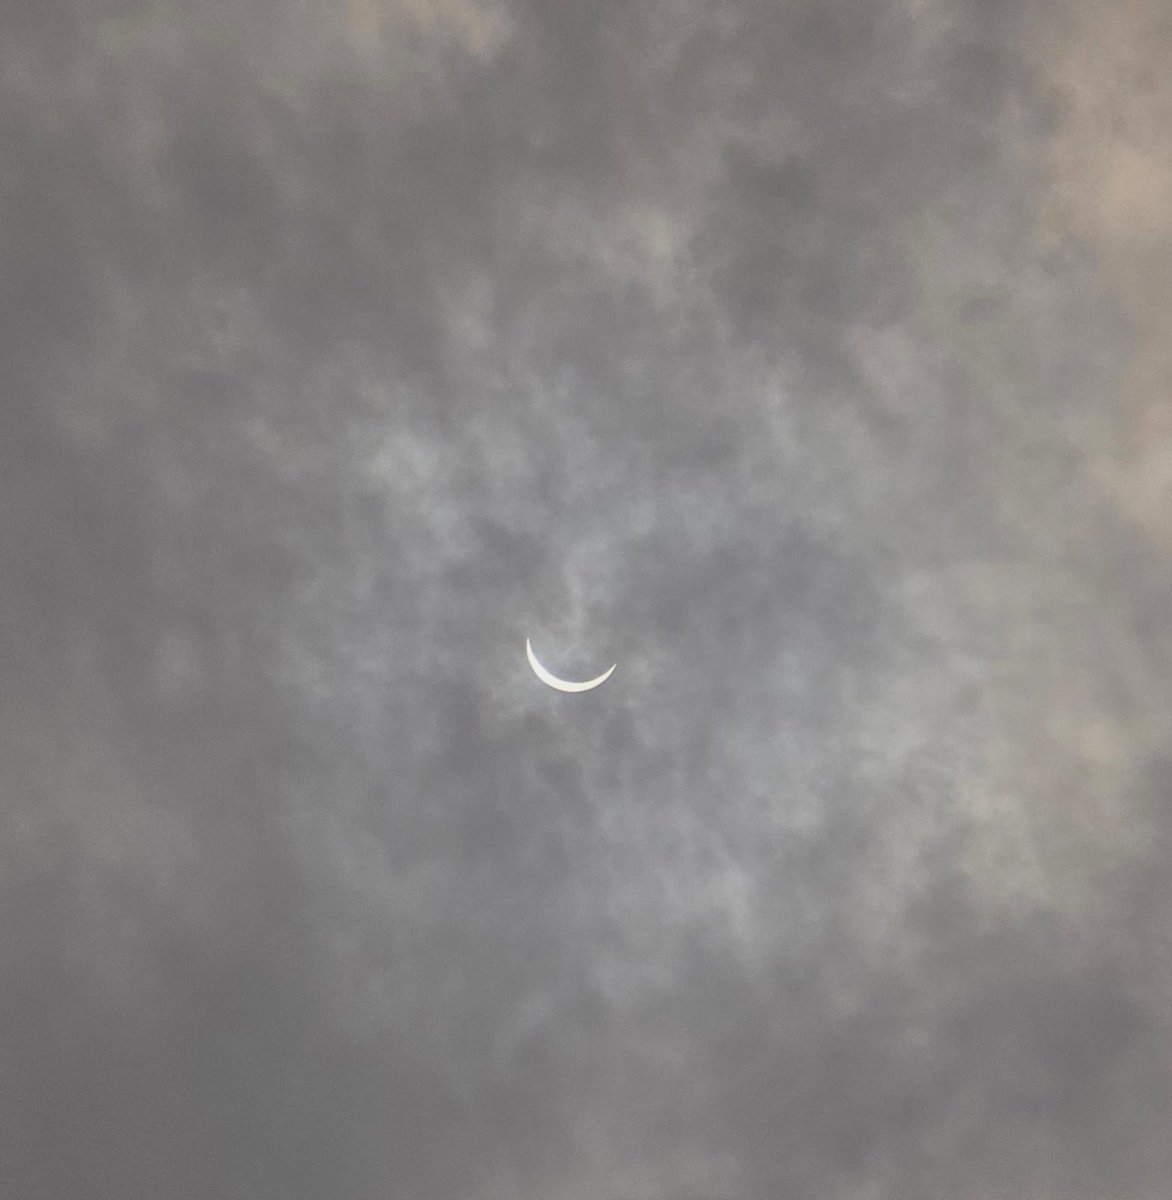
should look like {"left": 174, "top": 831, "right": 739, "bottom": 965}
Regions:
{"left": 2, "top": 1, "right": 1172, "bottom": 1198}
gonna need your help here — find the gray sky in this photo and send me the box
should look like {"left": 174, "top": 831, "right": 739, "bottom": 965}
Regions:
{"left": 3, "top": 1, "right": 1172, "bottom": 1198}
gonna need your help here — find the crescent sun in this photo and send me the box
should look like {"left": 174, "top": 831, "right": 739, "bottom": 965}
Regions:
{"left": 525, "top": 638, "right": 616, "bottom": 693}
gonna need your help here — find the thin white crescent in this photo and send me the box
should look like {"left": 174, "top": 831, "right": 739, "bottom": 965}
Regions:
{"left": 525, "top": 638, "right": 616, "bottom": 693}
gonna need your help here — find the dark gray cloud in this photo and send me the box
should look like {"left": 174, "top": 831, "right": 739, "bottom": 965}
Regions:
{"left": 3, "top": 1, "right": 1172, "bottom": 1198}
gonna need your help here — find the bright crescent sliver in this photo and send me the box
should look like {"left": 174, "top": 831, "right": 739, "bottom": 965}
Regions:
{"left": 525, "top": 638, "right": 616, "bottom": 693}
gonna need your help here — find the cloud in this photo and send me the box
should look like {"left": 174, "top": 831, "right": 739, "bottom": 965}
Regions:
{"left": 2, "top": 1, "right": 1172, "bottom": 1198}
{"left": 1033, "top": 0, "right": 1172, "bottom": 548}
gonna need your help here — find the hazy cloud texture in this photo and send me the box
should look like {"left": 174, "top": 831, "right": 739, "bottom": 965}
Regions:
{"left": 3, "top": 1, "right": 1172, "bottom": 1198}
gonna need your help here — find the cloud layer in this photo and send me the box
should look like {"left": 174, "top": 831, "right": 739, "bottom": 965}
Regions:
{"left": 3, "top": 1, "right": 1172, "bottom": 1198}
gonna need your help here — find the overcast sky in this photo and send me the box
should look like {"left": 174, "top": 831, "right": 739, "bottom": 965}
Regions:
{"left": 3, "top": 1, "right": 1172, "bottom": 1198}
